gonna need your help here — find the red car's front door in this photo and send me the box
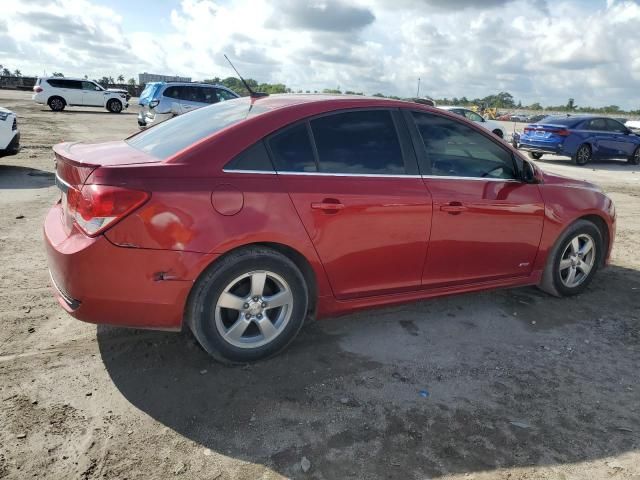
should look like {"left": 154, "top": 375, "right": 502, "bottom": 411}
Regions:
{"left": 407, "top": 110, "right": 545, "bottom": 287}
{"left": 267, "top": 110, "right": 432, "bottom": 299}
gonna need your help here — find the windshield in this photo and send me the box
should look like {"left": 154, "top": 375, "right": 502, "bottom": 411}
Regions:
{"left": 126, "top": 97, "right": 268, "bottom": 160}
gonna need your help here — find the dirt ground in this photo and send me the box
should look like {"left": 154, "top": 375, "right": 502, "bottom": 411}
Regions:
{"left": 0, "top": 89, "right": 638, "bottom": 480}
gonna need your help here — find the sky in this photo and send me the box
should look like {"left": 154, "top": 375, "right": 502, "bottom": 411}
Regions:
{"left": 1, "top": 0, "right": 639, "bottom": 109}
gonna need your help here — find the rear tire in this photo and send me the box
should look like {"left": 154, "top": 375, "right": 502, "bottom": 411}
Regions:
{"left": 572, "top": 143, "right": 592, "bottom": 165}
{"left": 538, "top": 220, "right": 603, "bottom": 297}
{"left": 186, "top": 246, "right": 309, "bottom": 364}
{"left": 48, "top": 96, "right": 65, "bottom": 112}
{"left": 629, "top": 146, "right": 640, "bottom": 165}
{"left": 528, "top": 152, "right": 543, "bottom": 160}
{"left": 107, "top": 99, "right": 123, "bottom": 113}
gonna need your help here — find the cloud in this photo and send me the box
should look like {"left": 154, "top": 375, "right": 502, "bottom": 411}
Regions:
{"left": 268, "top": 0, "right": 375, "bottom": 32}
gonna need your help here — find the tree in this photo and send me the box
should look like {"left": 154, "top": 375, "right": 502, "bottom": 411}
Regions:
{"left": 108, "top": 76, "right": 115, "bottom": 84}
{"left": 2, "top": 68, "right": 10, "bottom": 76}
{"left": 13, "top": 69, "right": 22, "bottom": 77}
{"left": 52, "top": 72, "right": 65, "bottom": 77}
{"left": 529, "top": 102, "right": 542, "bottom": 110}
{"left": 566, "top": 98, "right": 577, "bottom": 111}
{"left": 322, "top": 88, "right": 342, "bottom": 94}
{"left": 98, "top": 76, "right": 110, "bottom": 87}
{"left": 127, "top": 77, "right": 136, "bottom": 85}
{"left": 117, "top": 74, "right": 125, "bottom": 83}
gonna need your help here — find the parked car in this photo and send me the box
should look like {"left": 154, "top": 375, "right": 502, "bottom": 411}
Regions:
{"left": 32, "top": 77, "right": 130, "bottom": 113}
{"left": 137, "top": 82, "right": 239, "bottom": 128}
{"left": 517, "top": 115, "right": 640, "bottom": 165}
{"left": 0, "top": 107, "right": 19, "bottom": 156}
{"left": 437, "top": 106, "right": 507, "bottom": 138}
{"left": 527, "top": 114, "right": 547, "bottom": 123}
{"left": 625, "top": 119, "right": 640, "bottom": 132}
{"left": 45, "top": 95, "right": 616, "bottom": 363}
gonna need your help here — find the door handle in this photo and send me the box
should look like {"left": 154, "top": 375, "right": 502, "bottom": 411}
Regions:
{"left": 440, "top": 201, "right": 467, "bottom": 214}
{"left": 311, "top": 199, "right": 345, "bottom": 212}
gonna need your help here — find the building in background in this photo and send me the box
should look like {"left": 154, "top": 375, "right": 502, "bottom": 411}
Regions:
{"left": 138, "top": 72, "right": 192, "bottom": 84}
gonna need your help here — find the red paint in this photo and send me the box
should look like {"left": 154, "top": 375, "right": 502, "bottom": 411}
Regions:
{"left": 44, "top": 95, "right": 616, "bottom": 331}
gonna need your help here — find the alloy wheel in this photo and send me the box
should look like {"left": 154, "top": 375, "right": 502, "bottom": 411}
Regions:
{"left": 576, "top": 145, "right": 591, "bottom": 164}
{"left": 558, "top": 233, "right": 596, "bottom": 288}
{"left": 214, "top": 270, "right": 293, "bottom": 349}
{"left": 51, "top": 99, "right": 63, "bottom": 111}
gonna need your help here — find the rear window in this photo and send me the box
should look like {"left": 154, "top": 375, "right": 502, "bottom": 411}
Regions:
{"left": 126, "top": 97, "right": 268, "bottom": 160}
{"left": 539, "top": 116, "right": 583, "bottom": 127}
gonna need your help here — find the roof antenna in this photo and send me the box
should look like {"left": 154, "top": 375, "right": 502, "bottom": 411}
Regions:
{"left": 224, "top": 54, "right": 268, "bottom": 98}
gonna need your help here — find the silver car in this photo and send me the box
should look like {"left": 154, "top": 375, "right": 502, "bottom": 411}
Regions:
{"left": 137, "top": 82, "right": 239, "bottom": 128}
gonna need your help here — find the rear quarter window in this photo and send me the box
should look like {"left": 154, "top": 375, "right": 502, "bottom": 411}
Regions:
{"left": 126, "top": 97, "right": 268, "bottom": 160}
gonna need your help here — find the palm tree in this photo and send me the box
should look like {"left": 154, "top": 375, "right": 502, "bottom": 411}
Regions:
{"left": 127, "top": 78, "right": 136, "bottom": 85}
{"left": 13, "top": 69, "right": 22, "bottom": 77}
{"left": 2, "top": 68, "right": 11, "bottom": 76}
{"left": 117, "top": 74, "right": 124, "bottom": 83}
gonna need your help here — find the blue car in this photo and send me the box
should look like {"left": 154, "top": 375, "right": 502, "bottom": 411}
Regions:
{"left": 515, "top": 115, "right": 640, "bottom": 165}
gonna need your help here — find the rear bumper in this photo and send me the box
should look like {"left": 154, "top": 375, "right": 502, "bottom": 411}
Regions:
{"left": 0, "top": 131, "right": 19, "bottom": 155}
{"left": 518, "top": 139, "right": 565, "bottom": 155}
{"left": 44, "top": 204, "right": 217, "bottom": 331}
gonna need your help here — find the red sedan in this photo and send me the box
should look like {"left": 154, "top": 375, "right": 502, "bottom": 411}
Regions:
{"left": 45, "top": 95, "right": 616, "bottom": 363}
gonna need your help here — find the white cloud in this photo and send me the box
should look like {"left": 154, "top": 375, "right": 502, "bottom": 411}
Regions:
{"left": 2, "top": 0, "right": 640, "bottom": 109}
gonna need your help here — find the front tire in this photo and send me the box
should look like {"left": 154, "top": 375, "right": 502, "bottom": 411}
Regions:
{"left": 629, "top": 146, "right": 640, "bottom": 165}
{"left": 528, "top": 152, "right": 543, "bottom": 160}
{"left": 106, "top": 99, "right": 123, "bottom": 113}
{"left": 538, "top": 220, "right": 603, "bottom": 297}
{"left": 186, "top": 246, "right": 309, "bottom": 364}
{"left": 573, "top": 143, "right": 592, "bottom": 165}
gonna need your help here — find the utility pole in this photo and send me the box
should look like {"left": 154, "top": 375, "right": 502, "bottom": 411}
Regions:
{"left": 416, "top": 77, "right": 421, "bottom": 97}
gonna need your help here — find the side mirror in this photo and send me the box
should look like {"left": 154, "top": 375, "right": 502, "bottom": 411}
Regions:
{"left": 522, "top": 160, "right": 539, "bottom": 184}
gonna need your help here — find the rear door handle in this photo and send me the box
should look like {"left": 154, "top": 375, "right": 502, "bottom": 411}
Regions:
{"left": 311, "top": 199, "right": 345, "bottom": 212}
{"left": 440, "top": 202, "right": 467, "bottom": 214}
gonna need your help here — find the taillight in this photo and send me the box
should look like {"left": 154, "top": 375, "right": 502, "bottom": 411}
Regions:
{"left": 33, "top": 86, "right": 43, "bottom": 93}
{"left": 67, "top": 185, "right": 149, "bottom": 236}
{"left": 556, "top": 129, "right": 570, "bottom": 136}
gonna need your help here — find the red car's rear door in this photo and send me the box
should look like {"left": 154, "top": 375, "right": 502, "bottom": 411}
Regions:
{"left": 268, "top": 109, "right": 432, "bottom": 300}
{"left": 405, "top": 110, "right": 545, "bottom": 287}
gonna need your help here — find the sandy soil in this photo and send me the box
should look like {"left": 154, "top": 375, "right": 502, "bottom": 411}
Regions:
{"left": 0, "top": 90, "right": 638, "bottom": 480}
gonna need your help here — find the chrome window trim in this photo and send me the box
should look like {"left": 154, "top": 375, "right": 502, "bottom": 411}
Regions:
{"left": 222, "top": 169, "right": 520, "bottom": 181}
{"left": 222, "top": 169, "right": 277, "bottom": 175}
{"left": 278, "top": 171, "right": 422, "bottom": 179}
{"left": 55, "top": 173, "right": 71, "bottom": 192}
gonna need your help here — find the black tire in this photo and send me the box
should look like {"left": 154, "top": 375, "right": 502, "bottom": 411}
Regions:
{"left": 492, "top": 129, "right": 504, "bottom": 139}
{"left": 572, "top": 143, "right": 592, "bottom": 165}
{"left": 48, "top": 96, "right": 65, "bottom": 112}
{"left": 186, "top": 246, "right": 309, "bottom": 364}
{"left": 106, "top": 99, "right": 123, "bottom": 113}
{"left": 528, "top": 152, "right": 543, "bottom": 160}
{"left": 629, "top": 146, "right": 640, "bottom": 165}
{"left": 538, "top": 219, "right": 603, "bottom": 297}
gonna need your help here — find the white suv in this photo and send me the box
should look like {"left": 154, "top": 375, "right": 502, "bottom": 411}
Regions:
{"left": 32, "top": 77, "right": 130, "bottom": 113}
{"left": 0, "top": 107, "right": 20, "bottom": 156}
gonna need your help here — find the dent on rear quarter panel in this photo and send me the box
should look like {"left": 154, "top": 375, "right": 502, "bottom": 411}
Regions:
{"left": 103, "top": 172, "right": 334, "bottom": 298}
{"left": 533, "top": 184, "right": 614, "bottom": 271}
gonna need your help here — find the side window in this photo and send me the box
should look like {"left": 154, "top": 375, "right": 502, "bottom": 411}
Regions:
{"left": 310, "top": 110, "right": 405, "bottom": 174}
{"left": 200, "top": 87, "right": 219, "bottom": 104}
{"left": 412, "top": 112, "right": 516, "bottom": 179}
{"left": 586, "top": 118, "right": 607, "bottom": 131}
{"left": 46, "top": 79, "right": 62, "bottom": 88}
{"left": 65, "top": 80, "right": 83, "bottom": 90}
{"left": 268, "top": 123, "right": 317, "bottom": 172}
{"left": 216, "top": 89, "right": 237, "bottom": 102}
{"left": 224, "top": 141, "right": 274, "bottom": 172}
{"left": 163, "top": 86, "right": 182, "bottom": 99}
{"left": 605, "top": 118, "right": 626, "bottom": 133}
{"left": 464, "top": 110, "right": 484, "bottom": 122}
{"left": 82, "top": 81, "right": 98, "bottom": 91}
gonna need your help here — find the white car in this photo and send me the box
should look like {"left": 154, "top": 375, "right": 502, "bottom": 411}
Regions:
{"left": 0, "top": 107, "right": 19, "bottom": 156}
{"left": 438, "top": 106, "right": 507, "bottom": 139}
{"left": 32, "top": 77, "right": 129, "bottom": 113}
